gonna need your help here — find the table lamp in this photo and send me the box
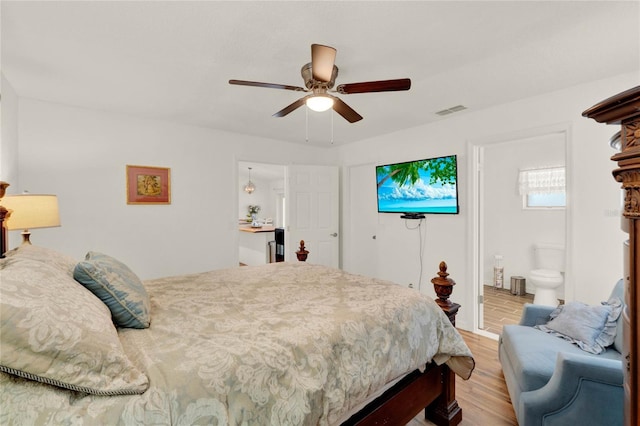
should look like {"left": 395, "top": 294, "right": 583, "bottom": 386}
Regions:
{"left": 2, "top": 194, "right": 61, "bottom": 245}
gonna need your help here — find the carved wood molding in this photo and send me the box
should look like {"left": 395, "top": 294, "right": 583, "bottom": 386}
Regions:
{"left": 624, "top": 121, "right": 640, "bottom": 149}
{"left": 614, "top": 167, "right": 640, "bottom": 218}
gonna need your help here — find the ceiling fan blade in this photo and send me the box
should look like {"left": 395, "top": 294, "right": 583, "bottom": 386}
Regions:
{"left": 229, "top": 79, "right": 306, "bottom": 92}
{"left": 331, "top": 96, "right": 363, "bottom": 123}
{"left": 336, "top": 78, "right": 411, "bottom": 94}
{"left": 273, "top": 96, "right": 310, "bottom": 118}
{"left": 311, "top": 44, "right": 337, "bottom": 83}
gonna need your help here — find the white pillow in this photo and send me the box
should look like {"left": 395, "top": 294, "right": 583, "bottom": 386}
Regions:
{"left": 0, "top": 256, "right": 149, "bottom": 395}
{"left": 4, "top": 244, "right": 77, "bottom": 277}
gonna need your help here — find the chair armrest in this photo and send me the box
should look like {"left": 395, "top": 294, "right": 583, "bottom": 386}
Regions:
{"left": 519, "top": 352, "right": 623, "bottom": 426}
{"left": 518, "top": 303, "right": 555, "bottom": 327}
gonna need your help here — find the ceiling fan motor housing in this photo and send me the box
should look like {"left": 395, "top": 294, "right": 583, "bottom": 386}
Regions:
{"left": 301, "top": 62, "right": 338, "bottom": 90}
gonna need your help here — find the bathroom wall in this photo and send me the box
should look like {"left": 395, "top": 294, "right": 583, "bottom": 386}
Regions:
{"left": 482, "top": 131, "right": 566, "bottom": 296}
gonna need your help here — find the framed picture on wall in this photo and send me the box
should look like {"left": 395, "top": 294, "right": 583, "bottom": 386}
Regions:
{"left": 126, "top": 165, "right": 171, "bottom": 205}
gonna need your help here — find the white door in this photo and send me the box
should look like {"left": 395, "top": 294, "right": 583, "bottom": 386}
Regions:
{"left": 286, "top": 165, "right": 339, "bottom": 267}
{"left": 344, "top": 163, "right": 378, "bottom": 277}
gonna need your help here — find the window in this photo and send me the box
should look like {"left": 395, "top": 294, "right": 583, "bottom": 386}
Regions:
{"left": 519, "top": 166, "right": 566, "bottom": 209}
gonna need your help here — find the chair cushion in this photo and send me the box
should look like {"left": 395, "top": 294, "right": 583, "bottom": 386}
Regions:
{"left": 500, "top": 325, "right": 621, "bottom": 393}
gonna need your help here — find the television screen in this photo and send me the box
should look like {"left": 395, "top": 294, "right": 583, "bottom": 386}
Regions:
{"left": 376, "top": 154, "right": 459, "bottom": 214}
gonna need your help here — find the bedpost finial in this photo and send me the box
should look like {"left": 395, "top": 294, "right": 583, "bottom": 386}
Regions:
{"left": 431, "top": 261, "right": 456, "bottom": 308}
{"left": 296, "top": 240, "right": 309, "bottom": 262}
{"left": 438, "top": 261, "right": 449, "bottom": 277}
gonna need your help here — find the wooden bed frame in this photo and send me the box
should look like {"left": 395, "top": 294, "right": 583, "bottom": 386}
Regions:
{"left": 0, "top": 185, "right": 464, "bottom": 426}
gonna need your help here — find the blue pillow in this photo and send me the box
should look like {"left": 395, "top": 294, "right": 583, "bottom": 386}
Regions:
{"left": 535, "top": 297, "right": 623, "bottom": 354}
{"left": 74, "top": 252, "right": 150, "bottom": 328}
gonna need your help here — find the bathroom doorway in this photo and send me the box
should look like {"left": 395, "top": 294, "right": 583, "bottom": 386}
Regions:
{"left": 473, "top": 128, "right": 568, "bottom": 337}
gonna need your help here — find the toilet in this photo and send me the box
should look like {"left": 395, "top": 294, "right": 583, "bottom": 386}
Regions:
{"left": 529, "top": 243, "right": 565, "bottom": 306}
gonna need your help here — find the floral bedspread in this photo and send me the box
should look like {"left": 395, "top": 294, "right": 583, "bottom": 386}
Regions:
{"left": 1, "top": 262, "right": 473, "bottom": 425}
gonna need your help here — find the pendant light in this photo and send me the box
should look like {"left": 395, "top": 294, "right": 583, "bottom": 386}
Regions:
{"left": 244, "top": 167, "right": 256, "bottom": 194}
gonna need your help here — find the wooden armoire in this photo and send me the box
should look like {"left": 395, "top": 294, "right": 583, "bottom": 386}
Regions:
{"left": 583, "top": 86, "right": 640, "bottom": 426}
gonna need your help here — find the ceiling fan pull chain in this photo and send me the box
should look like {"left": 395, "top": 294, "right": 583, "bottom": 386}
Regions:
{"left": 305, "top": 107, "right": 309, "bottom": 143}
{"left": 331, "top": 110, "right": 334, "bottom": 145}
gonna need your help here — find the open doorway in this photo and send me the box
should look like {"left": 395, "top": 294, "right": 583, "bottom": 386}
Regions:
{"left": 472, "top": 128, "right": 568, "bottom": 337}
{"left": 237, "top": 161, "right": 286, "bottom": 266}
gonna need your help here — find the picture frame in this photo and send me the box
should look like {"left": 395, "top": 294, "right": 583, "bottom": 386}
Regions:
{"left": 126, "top": 165, "right": 171, "bottom": 205}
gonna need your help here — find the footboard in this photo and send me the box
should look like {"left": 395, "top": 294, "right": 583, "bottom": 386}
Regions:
{"left": 342, "top": 363, "right": 460, "bottom": 426}
{"left": 341, "top": 260, "right": 463, "bottom": 426}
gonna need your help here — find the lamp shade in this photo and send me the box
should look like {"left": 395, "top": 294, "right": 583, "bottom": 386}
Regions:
{"left": 2, "top": 194, "right": 61, "bottom": 230}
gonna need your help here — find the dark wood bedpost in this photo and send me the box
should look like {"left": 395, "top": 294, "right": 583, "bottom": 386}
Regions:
{"left": 0, "top": 181, "right": 10, "bottom": 258}
{"left": 296, "top": 240, "right": 309, "bottom": 261}
{"left": 431, "top": 261, "right": 461, "bottom": 326}
{"left": 426, "top": 261, "right": 462, "bottom": 426}
{"left": 583, "top": 86, "right": 640, "bottom": 426}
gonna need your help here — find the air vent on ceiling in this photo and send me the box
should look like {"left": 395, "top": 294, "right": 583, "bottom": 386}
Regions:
{"left": 435, "top": 105, "right": 467, "bottom": 116}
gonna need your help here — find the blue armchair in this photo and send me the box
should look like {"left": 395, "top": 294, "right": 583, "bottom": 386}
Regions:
{"left": 499, "top": 280, "right": 624, "bottom": 425}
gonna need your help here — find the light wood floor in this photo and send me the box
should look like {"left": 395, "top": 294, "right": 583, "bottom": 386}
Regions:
{"left": 481, "top": 286, "right": 533, "bottom": 335}
{"left": 408, "top": 329, "right": 518, "bottom": 426}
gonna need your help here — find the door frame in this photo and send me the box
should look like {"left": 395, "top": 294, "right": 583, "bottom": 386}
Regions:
{"left": 468, "top": 123, "right": 573, "bottom": 337}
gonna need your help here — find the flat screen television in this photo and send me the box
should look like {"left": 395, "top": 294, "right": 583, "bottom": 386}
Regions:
{"left": 376, "top": 154, "right": 459, "bottom": 215}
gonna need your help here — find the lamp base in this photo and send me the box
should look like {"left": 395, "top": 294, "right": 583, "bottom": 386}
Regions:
{"left": 21, "top": 230, "right": 32, "bottom": 245}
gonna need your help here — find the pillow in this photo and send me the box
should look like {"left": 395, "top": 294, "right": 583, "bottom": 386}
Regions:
{"left": 610, "top": 279, "right": 626, "bottom": 353}
{"left": 74, "top": 252, "right": 150, "bottom": 329}
{"left": 0, "top": 256, "right": 149, "bottom": 395}
{"left": 535, "top": 297, "right": 623, "bottom": 354}
{"left": 4, "top": 244, "right": 77, "bottom": 277}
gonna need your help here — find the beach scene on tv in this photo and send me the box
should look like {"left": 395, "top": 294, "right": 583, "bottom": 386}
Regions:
{"left": 376, "top": 155, "right": 459, "bottom": 214}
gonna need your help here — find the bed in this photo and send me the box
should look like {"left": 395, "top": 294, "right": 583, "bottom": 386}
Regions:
{"left": 0, "top": 235, "right": 474, "bottom": 425}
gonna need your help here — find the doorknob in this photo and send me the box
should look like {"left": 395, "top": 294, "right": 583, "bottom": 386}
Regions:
{"left": 330, "top": 232, "right": 338, "bottom": 237}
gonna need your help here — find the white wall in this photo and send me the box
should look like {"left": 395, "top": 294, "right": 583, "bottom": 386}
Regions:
{"left": 12, "top": 98, "right": 336, "bottom": 279}
{"left": 0, "top": 73, "right": 19, "bottom": 188}
{"left": 339, "top": 73, "right": 635, "bottom": 330}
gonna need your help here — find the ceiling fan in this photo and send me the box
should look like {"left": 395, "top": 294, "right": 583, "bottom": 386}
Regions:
{"left": 229, "top": 44, "right": 411, "bottom": 123}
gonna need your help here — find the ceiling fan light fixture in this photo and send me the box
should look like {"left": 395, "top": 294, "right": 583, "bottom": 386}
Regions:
{"left": 306, "top": 95, "right": 334, "bottom": 112}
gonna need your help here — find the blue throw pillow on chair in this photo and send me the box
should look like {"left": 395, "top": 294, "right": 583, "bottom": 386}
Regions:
{"left": 535, "top": 297, "right": 622, "bottom": 354}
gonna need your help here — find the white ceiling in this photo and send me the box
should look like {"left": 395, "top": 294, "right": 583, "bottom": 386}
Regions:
{"left": 2, "top": 1, "right": 639, "bottom": 147}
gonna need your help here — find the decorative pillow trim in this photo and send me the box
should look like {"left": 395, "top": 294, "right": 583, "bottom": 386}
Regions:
{"left": 74, "top": 252, "right": 151, "bottom": 329}
{"left": 75, "top": 264, "right": 149, "bottom": 327}
{"left": 596, "top": 297, "right": 623, "bottom": 350}
{"left": 0, "top": 365, "right": 147, "bottom": 396}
